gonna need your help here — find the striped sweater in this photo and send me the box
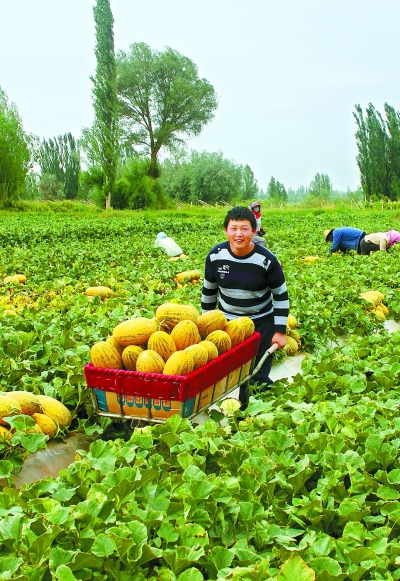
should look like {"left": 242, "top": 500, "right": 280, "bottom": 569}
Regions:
{"left": 201, "top": 241, "right": 289, "bottom": 333}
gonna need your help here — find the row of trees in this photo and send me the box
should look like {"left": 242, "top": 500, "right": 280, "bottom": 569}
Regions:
{"left": 354, "top": 102, "right": 400, "bottom": 201}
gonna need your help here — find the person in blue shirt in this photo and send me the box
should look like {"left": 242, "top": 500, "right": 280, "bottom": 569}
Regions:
{"left": 324, "top": 227, "right": 366, "bottom": 254}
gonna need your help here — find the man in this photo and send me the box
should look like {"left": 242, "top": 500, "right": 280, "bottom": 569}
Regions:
{"left": 201, "top": 206, "right": 288, "bottom": 408}
{"left": 324, "top": 227, "right": 366, "bottom": 254}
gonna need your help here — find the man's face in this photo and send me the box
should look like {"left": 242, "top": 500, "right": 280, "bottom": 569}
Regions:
{"left": 224, "top": 220, "right": 256, "bottom": 256}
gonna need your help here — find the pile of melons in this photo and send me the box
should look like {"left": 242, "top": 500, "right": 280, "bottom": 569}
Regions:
{"left": 359, "top": 290, "right": 389, "bottom": 321}
{"left": 284, "top": 314, "right": 301, "bottom": 355}
{"left": 90, "top": 303, "right": 256, "bottom": 376}
{"left": 0, "top": 392, "right": 72, "bottom": 440}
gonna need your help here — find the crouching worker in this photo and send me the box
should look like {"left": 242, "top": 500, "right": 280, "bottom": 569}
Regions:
{"left": 201, "top": 206, "right": 288, "bottom": 409}
{"left": 249, "top": 201, "right": 266, "bottom": 247}
{"left": 154, "top": 232, "right": 185, "bottom": 258}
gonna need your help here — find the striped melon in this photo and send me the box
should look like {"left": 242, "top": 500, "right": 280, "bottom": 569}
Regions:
{"left": 196, "top": 310, "right": 227, "bottom": 339}
{"left": 205, "top": 330, "right": 232, "bottom": 355}
{"left": 85, "top": 286, "right": 115, "bottom": 298}
{"left": 4, "top": 391, "right": 41, "bottom": 416}
{"left": 0, "top": 395, "right": 22, "bottom": 426}
{"left": 235, "top": 316, "right": 255, "bottom": 340}
{"left": 284, "top": 335, "right": 299, "bottom": 355}
{"left": 171, "top": 320, "right": 201, "bottom": 351}
{"left": 183, "top": 344, "right": 208, "bottom": 370}
{"left": 198, "top": 340, "right": 219, "bottom": 362}
{"left": 91, "top": 341, "right": 123, "bottom": 369}
{"left": 155, "top": 303, "right": 200, "bottom": 330}
{"left": 136, "top": 350, "right": 165, "bottom": 374}
{"left": 106, "top": 336, "right": 125, "bottom": 355}
{"left": 122, "top": 345, "right": 144, "bottom": 370}
{"left": 287, "top": 315, "right": 297, "bottom": 329}
{"left": 224, "top": 319, "right": 246, "bottom": 348}
{"left": 32, "top": 413, "right": 58, "bottom": 438}
{"left": 113, "top": 317, "right": 158, "bottom": 347}
{"left": 36, "top": 395, "right": 72, "bottom": 428}
{"left": 163, "top": 351, "right": 194, "bottom": 376}
{"left": 148, "top": 331, "right": 177, "bottom": 362}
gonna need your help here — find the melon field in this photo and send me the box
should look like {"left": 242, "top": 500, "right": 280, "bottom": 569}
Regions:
{"left": 0, "top": 204, "right": 400, "bottom": 580}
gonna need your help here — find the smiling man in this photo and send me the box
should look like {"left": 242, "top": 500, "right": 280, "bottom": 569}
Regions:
{"left": 201, "top": 206, "right": 289, "bottom": 407}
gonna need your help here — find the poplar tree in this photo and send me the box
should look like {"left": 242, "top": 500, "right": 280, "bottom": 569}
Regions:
{"left": 83, "top": 0, "right": 119, "bottom": 208}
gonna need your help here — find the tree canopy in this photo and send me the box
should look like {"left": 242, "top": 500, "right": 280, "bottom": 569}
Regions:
{"left": 117, "top": 43, "right": 218, "bottom": 178}
{"left": 82, "top": 0, "right": 119, "bottom": 208}
{"left": 267, "top": 177, "right": 287, "bottom": 203}
{"left": 308, "top": 172, "right": 332, "bottom": 201}
{"left": 38, "top": 133, "right": 80, "bottom": 199}
{"left": 354, "top": 102, "right": 400, "bottom": 201}
{"left": 0, "top": 87, "right": 30, "bottom": 206}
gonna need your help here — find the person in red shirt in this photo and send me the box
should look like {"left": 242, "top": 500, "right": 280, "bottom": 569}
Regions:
{"left": 249, "top": 201, "right": 266, "bottom": 247}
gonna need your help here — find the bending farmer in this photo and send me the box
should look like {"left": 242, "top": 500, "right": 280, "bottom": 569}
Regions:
{"left": 324, "top": 227, "right": 366, "bottom": 254}
{"left": 201, "top": 206, "right": 289, "bottom": 408}
{"left": 154, "top": 232, "right": 185, "bottom": 257}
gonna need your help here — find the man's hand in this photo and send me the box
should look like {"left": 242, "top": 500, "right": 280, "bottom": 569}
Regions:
{"left": 259, "top": 228, "right": 266, "bottom": 236}
{"left": 271, "top": 332, "right": 286, "bottom": 350}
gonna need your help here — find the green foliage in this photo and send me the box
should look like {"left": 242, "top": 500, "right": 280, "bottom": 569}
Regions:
{"left": 117, "top": 43, "right": 218, "bottom": 178}
{"left": 37, "top": 133, "right": 81, "bottom": 199}
{"left": 38, "top": 174, "right": 65, "bottom": 201}
{"left": 0, "top": 206, "right": 399, "bottom": 578}
{"left": 113, "top": 156, "right": 168, "bottom": 209}
{"left": 82, "top": 0, "right": 119, "bottom": 207}
{"left": 307, "top": 172, "right": 332, "bottom": 201}
{"left": 268, "top": 177, "right": 288, "bottom": 203}
{"left": 241, "top": 164, "right": 260, "bottom": 200}
{"left": 160, "top": 150, "right": 242, "bottom": 204}
{"left": 354, "top": 102, "right": 400, "bottom": 201}
{"left": 0, "top": 87, "right": 30, "bottom": 207}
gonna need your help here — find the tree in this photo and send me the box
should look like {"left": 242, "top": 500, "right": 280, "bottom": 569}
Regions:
{"left": 353, "top": 102, "right": 400, "bottom": 201}
{"left": 267, "top": 177, "right": 287, "bottom": 202}
{"left": 82, "top": 0, "right": 119, "bottom": 208}
{"left": 308, "top": 173, "right": 332, "bottom": 201}
{"left": 160, "top": 150, "right": 242, "bottom": 204}
{"left": 241, "top": 164, "right": 259, "bottom": 200}
{"left": 38, "top": 133, "right": 80, "bottom": 199}
{"left": 117, "top": 43, "right": 218, "bottom": 178}
{"left": 0, "top": 87, "right": 30, "bottom": 206}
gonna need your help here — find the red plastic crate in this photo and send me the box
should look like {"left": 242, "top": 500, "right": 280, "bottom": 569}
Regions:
{"left": 84, "top": 332, "right": 260, "bottom": 404}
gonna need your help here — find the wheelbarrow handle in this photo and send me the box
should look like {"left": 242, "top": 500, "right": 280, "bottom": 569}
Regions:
{"left": 250, "top": 342, "right": 279, "bottom": 378}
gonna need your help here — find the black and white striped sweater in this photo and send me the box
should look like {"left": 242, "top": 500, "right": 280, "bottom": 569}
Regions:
{"left": 201, "top": 242, "right": 289, "bottom": 333}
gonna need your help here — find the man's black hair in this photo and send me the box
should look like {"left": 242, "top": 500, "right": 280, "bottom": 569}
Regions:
{"left": 223, "top": 206, "right": 257, "bottom": 230}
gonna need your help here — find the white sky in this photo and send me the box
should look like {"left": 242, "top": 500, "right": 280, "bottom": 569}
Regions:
{"left": 1, "top": 0, "right": 399, "bottom": 192}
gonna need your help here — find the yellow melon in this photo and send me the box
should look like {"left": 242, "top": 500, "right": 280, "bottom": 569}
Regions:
{"left": 148, "top": 331, "right": 177, "bottom": 362}
{"left": 113, "top": 317, "right": 158, "bottom": 346}
{"left": 183, "top": 344, "right": 208, "bottom": 370}
{"left": 136, "top": 350, "right": 165, "bottom": 374}
{"left": 32, "top": 413, "right": 58, "bottom": 438}
{"left": 171, "top": 320, "right": 201, "bottom": 351}
{"left": 196, "top": 310, "right": 227, "bottom": 340}
{"left": 198, "top": 340, "right": 219, "bottom": 362}
{"left": 224, "top": 319, "right": 246, "bottom": 348}
{"left": 36, "top": 395, "right": 72, "bottom": 429}
{"left": 121, "top": 345, "right": 144, "bottom": 371}
{"left": 4, "top": 391, "right": 41, "bottom": 416}
{"left": 163, "top": 351, "right": 194, "bottom": 376}
{"left": 205, "top": 330, "right": 232, "bottom": 355}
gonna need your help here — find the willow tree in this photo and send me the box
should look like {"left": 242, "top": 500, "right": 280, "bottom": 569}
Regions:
{"left": 117, "top": 43, "right": 218, "bottom": 179}
{"left": 82, "top": 0, "right": 119, "bottom": 208}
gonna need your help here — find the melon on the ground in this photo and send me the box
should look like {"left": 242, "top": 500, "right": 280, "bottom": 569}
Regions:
{"left": 36, "top": 395, "right": 72, "bottom": 429}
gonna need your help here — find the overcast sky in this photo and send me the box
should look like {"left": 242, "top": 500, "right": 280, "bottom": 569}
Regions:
{"left": 1, "top": 0, "right": 399, "bottom": 192}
